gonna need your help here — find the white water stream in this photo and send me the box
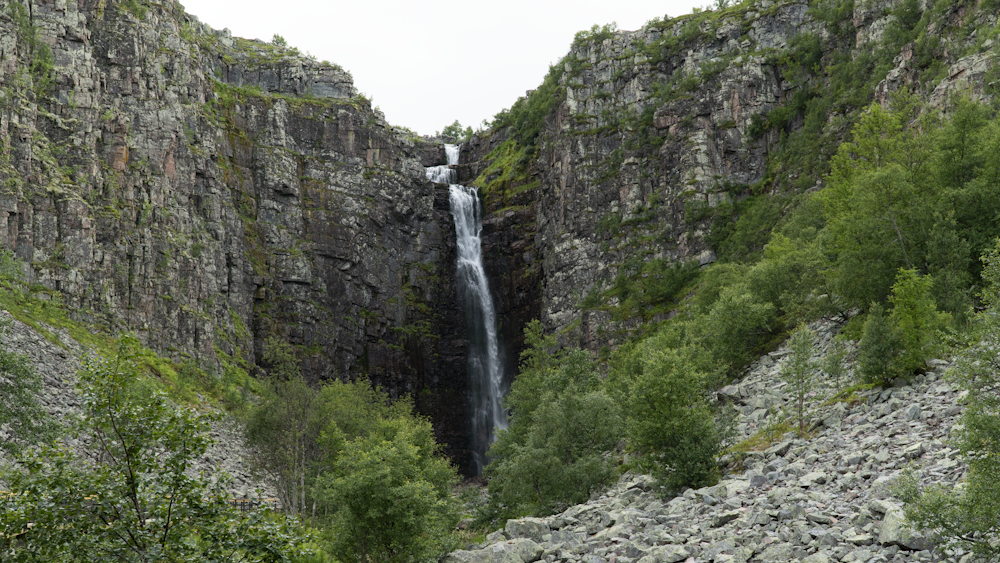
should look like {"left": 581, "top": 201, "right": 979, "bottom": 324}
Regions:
{"left": 425, "top": 144, "right": 507, "bottom": 474}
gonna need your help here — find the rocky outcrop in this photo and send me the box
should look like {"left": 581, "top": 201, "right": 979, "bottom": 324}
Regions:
{"left": 450, "top": 320, "right": 970, "bottom": 562}
{"left": 0, "top": 0, "right": 474, "bottom": 472}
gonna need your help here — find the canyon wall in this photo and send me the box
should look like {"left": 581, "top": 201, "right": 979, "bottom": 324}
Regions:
{"left": 2, "top": 0, "right": 998, "bottom": 475}
{"left": 464, "top": 0, "right": 998, "bottom": 359}
{"left": 0, "top": 0, "right": 474, "bottom": 472}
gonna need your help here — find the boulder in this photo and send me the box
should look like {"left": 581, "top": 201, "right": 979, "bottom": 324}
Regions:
{"left": 712, "top": 510, "right": 742, "bottom": 528}
{"left": 878, "top": 509, "right": 936, "bottom": 551}
{"left": 504, "top": 517, "right": 550, "bottom": 543}
{"left": 637, "top": 545, "right": 691, "bottom": 563}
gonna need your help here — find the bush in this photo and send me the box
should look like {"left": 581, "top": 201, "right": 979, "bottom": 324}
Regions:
{"left": 486, "top": 389, "right": 621, "bottom": 517}
{"left": 0, "top": 336, "right": 315, "bottom": 562}
{"left": 484, "top": 322, "right": 623, "bottom": 520}
{"left": 895, "top": 240, "right": 1000, "bottom": 559}
{"left": 857, "top": 303, "right": 903, "bottom": 385}
{"left": 888, "top": 268, "right": 951, "bottom": 374}
{"left": 323, "top": 417, "right": 458, "bottom": 563}
{"left": 616, "top": 344, "right": 719, "bottom": 495}
{"left": 0, "top": 316, "right": 54, "bottom": 455}
{"left": 703, "top": 284, "right": 776, "bottom": 374}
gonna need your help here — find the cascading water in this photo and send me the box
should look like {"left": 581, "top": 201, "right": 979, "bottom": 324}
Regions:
{"left": 425, "top": 144, "right": 507, "bottom": 475}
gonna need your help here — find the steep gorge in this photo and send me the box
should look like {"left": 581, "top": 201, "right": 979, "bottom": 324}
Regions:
{"left": 3, "top": 0, "right": 1000, "bottom": 476}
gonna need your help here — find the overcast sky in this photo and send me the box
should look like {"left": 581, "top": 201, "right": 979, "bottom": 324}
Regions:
{"left": 178, "top": 1, "right": 706, "bottom": 136}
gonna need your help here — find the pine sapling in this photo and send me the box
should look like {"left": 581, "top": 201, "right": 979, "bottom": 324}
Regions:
{"left": 782, "top": 325, "right": 816, "bottom": 435}
{"left": 822, "top": 337, "right": 849, "bottom": 392}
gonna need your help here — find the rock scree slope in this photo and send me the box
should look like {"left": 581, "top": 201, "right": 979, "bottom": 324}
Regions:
{"left": 448, "top": 320, "right": 970, "bottom": 563}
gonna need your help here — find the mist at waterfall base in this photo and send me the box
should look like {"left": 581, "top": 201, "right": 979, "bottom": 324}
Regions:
{"left": 426, "top": 146, "right": 509, "bottom": 475}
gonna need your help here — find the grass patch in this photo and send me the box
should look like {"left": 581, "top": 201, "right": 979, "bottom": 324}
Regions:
{"left": 821, "top": 382, "right": 876, "bottom": 406}
{"left": 727, "top": 421, "right": 794, "bottom": 455}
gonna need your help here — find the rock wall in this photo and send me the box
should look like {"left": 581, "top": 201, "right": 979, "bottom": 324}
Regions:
{"left": 464, "top": 0, "right": 998, "bottom": 356}
{"left": 0, "top": 0, "right": 474, "bottom": 473}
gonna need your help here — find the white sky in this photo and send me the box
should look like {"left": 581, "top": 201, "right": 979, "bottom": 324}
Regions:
{"left": 178, "top": 1, "right": 706, "bottom": 136}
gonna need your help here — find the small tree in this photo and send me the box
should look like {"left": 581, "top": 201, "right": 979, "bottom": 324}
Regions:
{"left": 323, "top": 417, "right": 458, "bottom": 563}
{"left": 484, "top": 321, "right": 623, "bottom": 519}
{"left": 0, "top": 317, "right": 55, "bottom": 456}
{"left": 704, "top": 284, "right": 776, "bottom": 374}
{"left": 857, "top": 302, "right": 903, "bottom": 385}
{"left": 0, "top": 336, "right": 313, "bottom": 562}
{"left": 622, "top": 345, "right": 719, "bottom": 495}
{"left": 440, "top": 120, "right": 473, "bottom": 142}
{"left": 888, "top": 268, "right": 951, "bottom": 374}
{"left": 822, "top": 337, "right": 850, "bottom": 391}
{"left": 781, "top": 325, "right": 816, "bottom": 434}
{"left": 895, "top": 240, "right": 1000, "bottom": 558}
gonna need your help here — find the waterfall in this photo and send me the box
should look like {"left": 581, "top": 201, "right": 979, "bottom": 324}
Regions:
{"left": 425, "top": 144, "right": 507, "bottom": 475}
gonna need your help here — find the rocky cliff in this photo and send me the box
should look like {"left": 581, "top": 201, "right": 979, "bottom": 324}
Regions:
{"left": 0, "top": 0, "right": 474, "bottom": 473}
{"left": 464, "top": 0, "right": 999, "bottom": 357}
{"left": 3, "top": 0, "right": 999, "bottom": 476}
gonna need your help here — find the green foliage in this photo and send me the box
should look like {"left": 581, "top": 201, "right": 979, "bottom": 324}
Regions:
{"left": 245, "top": 355, "right": 409, "bottom": 520}
{"left": 821, "top": 337, "right": 850, "bottom": 392}
{"left": 597, "top": 258, "right": 700, "bottom": 322}
{"left": 887, "top": 268, "right": 951, "bottom": 374}
{"left": 781, "top": 325, "right": 816, "bottom": 434}
{"left": 0, "top": 317, "right": 55, "bottom": 456}
{"left": 439, "top": 120, "right": 474, "bottom": 142}
{"left": 244, "top": 346, "right": 459, "bottom": 561}
{"left": 857, "top": 303, "right": 902, "bottom": 385}
{"left": 484, "top": 321, "right": 622, "bottom": 520}
{"left": 703, "top": 283, "right": 776, "bottom": 374}
{"left": 0, "top": 336, "right": 315, "bottom": 562}
{"left": 8, "top": 2, "right": 54, "bottom": 97}
{"left": 489, "top": 62, "right": 566, "bottom": 155}
{"left": 122, "top": 0, "right": 148, "bottom": 19}
{"left": 821, "top": 104, "right": 931, "bottom": 309}
{"left": 708, "top": 194, "right": 787, "bottom": 263}
{"left": 0, "top": 250, "right": 248, "bottom": 410}
{"left": 263, "top": 336, "right": 303, "bottom": 380}
{"left": 855, "top": 268, "right": 950, "bottom": 385}
{"left": 272, "top": 34, "right": 288, "bottom": 47}
{"left": 573, "top": 22, "right": 618, "bottom": 46}
{"left": 895, "top": 239, "right": 1000, "bottom": 559}
{"left": 612, "top": 340, "right": 719, "bottom": 495}
{"left": 322, "top": 417, "right": 458, "bottom": 563}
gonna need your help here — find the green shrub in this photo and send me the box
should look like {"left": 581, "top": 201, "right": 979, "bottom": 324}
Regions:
{"left": 0, "top": 336, "right": 315, "bottom": 562}
{"left": 0, "top": 317, "right": 55, "bottom": 456}
{"left": 323, "top": 417, "right": 458, "bottom": 563}
{"left": 857, "top": 303, "right": 903, "bottom": 385}
{"left": 617, "top": 345, "right": 719, "bottom": 494}
{"left": 887, "top": 268, "right": 951, "bottom": 373}
{"left": 821, "top": 337, "right": 850, "bottom": 391}
{"left": 703, "top": 284, "right": 776, "bottom": 374}
{"left": 894, "top": 240, "right": 1000, "bottom": 559}
{"left": 484, "top": 321, "right": 623, "bottom": 520}
{"left": 486, "top": 389, "right": 622, "bottom": 517}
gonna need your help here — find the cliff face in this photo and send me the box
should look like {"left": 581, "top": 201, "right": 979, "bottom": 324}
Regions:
{"left": 465, "top": 0, "right": 999, "bottom": 354}
{"left": 0, "top": 0, "right": 474, "bottom": 472}
{"left": 4, "top": 0, "right": 999, "bottom": 475}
